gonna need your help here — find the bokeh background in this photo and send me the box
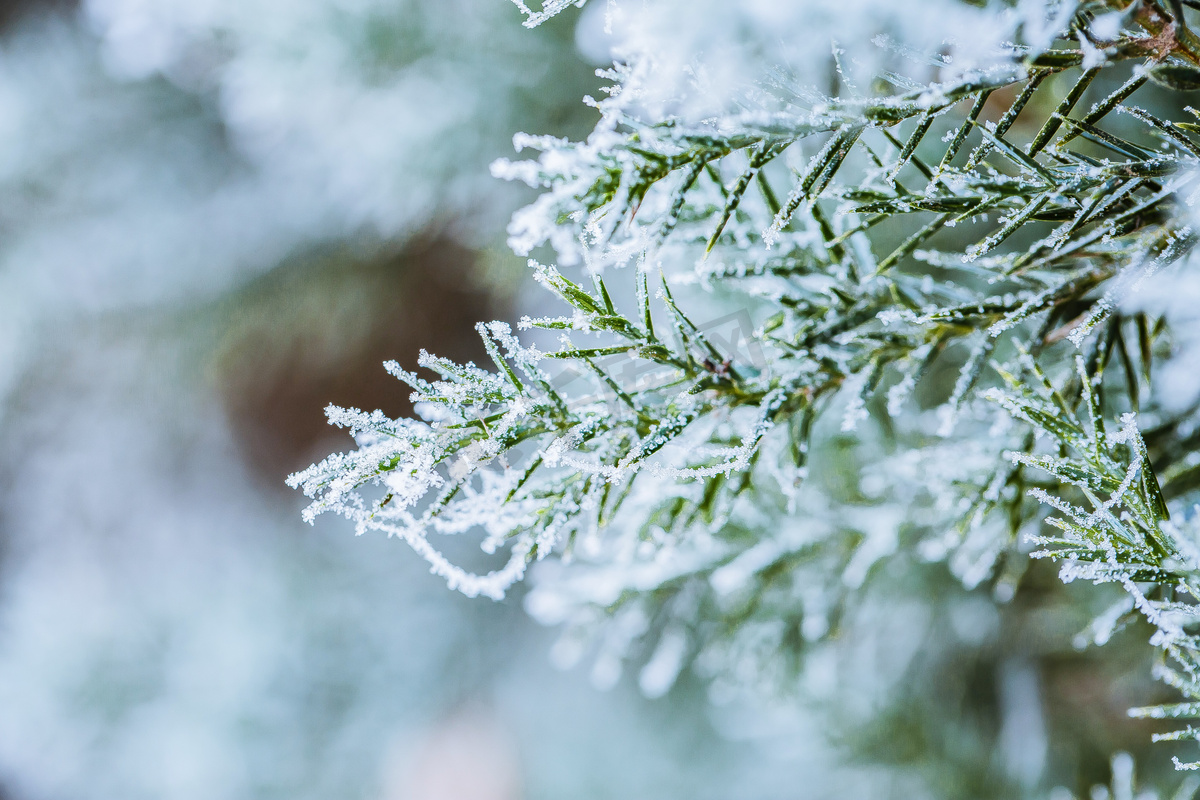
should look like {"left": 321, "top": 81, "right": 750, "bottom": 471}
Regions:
{"left": 0, "top": 1, "right": 823, "bottom": 797}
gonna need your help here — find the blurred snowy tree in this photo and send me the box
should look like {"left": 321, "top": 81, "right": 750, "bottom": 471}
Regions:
{"left": 293, "top": 0, "right": 1200, "bottom": 795}
{"left": 0, "top": 0, "right": 598, "bottom": 421}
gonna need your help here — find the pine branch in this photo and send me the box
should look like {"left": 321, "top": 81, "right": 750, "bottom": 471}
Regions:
{"left": 293, "top": 4, "right": 1200, "bottom": 770}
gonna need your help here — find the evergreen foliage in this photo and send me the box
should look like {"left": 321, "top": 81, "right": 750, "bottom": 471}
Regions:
{"left": 291, "top": 0, "right": 1200, "bottom": 788}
